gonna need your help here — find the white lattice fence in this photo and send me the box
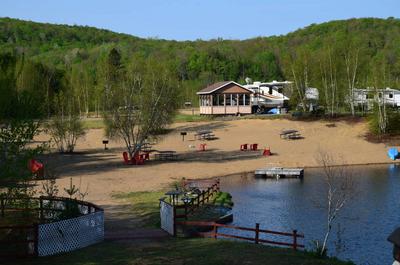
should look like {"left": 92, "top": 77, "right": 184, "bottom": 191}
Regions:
{"left": 37, "top": 211, "right": 104, "bottom": 256}
{"left": 160, "top": 200, "right": 175, "bottom": 235}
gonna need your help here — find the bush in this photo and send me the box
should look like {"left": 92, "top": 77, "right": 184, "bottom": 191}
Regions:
{"left": 46, "top": 114, "right": 85, "bottom": 153}
{"left": 46, "top": 92, "right": 85, "bottom": 153}
{"left": 369, "top": 108, "right": 400, "bottom": 135}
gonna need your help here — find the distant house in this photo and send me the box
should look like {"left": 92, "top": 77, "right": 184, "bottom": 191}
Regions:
{"left": 197, "top": 81, "right": 253, "bottom": 115}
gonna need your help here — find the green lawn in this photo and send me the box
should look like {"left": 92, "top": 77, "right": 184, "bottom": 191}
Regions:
{"left": 174, "top": 114, "right": 211, "bottom": 123}
{"left": 82, "top": 119, "right": 105, "bottom": 129}
{"left": 112, "top": 191, "right": 165, "bottom": 228}
{"left": 13, "top": 238, "right": 353, "bottom": 265}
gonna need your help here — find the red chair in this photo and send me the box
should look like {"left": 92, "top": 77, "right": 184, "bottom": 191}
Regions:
{"left": 240, "top": 144, "right": 248, "bottom": 151}
{"left": 134, "top": 156, "right": 144, "bottom": 165}
{"left": 28, "top": 159, "right": 44, "bottom": 177}
{"left": 251, "top": 144, "right": 258, "bottom": 151}
{"left": 199, "top": 143, "right": 207, "bottom": 151}
{"left": 141, "top": 153, "right": 150, "bottom": 161}
{"left": 263, "top": 148, "right": 271, "bottom": 156}
{"left": 123, "top": 152, "right": 133, "bottom": 165}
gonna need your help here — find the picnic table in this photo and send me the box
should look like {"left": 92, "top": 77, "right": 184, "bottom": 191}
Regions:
{"left": 154, "top": 150, "right": 178, "bottom": 161}
{"left": 280, "top": 129, "right": 302, "bottom": 140}
{"left": 194, "top": 130, "right": 215, "bottom": 140}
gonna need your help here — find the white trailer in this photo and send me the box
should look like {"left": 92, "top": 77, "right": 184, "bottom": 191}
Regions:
{"left": 353, "top": 88, "right": 400, "bottom": 109}
{"left": 243, "top": 80, "right": 291, "bottom": 112}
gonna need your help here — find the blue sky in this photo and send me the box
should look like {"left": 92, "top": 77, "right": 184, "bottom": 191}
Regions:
{"left": 0, "top": 0, "right": 399, "bottom": 40}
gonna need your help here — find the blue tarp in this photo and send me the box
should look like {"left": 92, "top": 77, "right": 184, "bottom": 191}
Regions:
{"left": 267, "top": 108, "right": 279, "bottom": 114}
{"left": 388, "top": 148, "right": 399, "bottom": 160}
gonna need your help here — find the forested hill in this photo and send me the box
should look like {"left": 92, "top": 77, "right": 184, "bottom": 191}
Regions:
{"left": 1, "top": 17, "right": 400, "bottom": 113}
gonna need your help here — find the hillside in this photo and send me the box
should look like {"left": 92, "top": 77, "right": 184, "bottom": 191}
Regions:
{"left": 0, "top": 17, "right": 399, "bottom": 112}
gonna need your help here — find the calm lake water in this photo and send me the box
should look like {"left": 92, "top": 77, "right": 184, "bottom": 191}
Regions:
{"left": 219, "top": 164, "right": 400, "bottom": 265}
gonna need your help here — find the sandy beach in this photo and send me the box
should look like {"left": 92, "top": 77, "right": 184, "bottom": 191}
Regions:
{"left": 36, "top": 118, "right": 397, "bottom": 205}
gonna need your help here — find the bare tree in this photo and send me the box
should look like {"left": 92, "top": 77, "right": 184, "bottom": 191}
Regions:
{"left": 315, "top": 151, "right": 355, "bottom": 257}
{"left": 103, "top": 59, "right": 178, "bottom": 159}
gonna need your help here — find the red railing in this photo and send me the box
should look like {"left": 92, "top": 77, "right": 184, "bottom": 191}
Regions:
{"left": 176, "top": 221, "right": 304, "bottom": 250}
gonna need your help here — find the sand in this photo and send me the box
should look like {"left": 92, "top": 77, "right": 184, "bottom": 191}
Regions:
{"left": 35, "top": 118, "right": 397, "bottom": 206}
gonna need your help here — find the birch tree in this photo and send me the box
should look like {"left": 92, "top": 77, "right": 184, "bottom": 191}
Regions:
{"left": 320, "top": 47, "right": 338, "bottom": 117}
{"left": 289, "top": 49, "right": 310, "bottom": 112}
{"left": 344, "top": 49, "right": 359, "bottom": 116}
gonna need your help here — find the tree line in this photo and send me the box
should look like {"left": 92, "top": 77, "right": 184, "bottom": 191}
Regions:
{"left": 1, "top": 17, "right": 400, "bottom": 130}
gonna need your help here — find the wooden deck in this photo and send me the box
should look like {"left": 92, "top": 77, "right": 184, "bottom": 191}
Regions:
{"left": 254, "top": 167, "right": 304, "bottom": 179}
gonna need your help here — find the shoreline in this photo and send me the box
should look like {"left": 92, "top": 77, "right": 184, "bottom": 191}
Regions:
{"left": 184, "top": 160, "right": 400, "bottom": 183}
{"left": 34, "top": 118, "right": 400, "bottom": 205}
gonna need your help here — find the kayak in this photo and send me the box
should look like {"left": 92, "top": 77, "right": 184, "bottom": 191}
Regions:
{"left": 388, "top": 148, "right": 399, "bottom": 160}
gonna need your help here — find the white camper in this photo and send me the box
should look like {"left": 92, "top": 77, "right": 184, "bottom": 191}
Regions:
{"left": 243, "top": 80, "right": 291, "bottom": 112}
{"left": 353, "top": 88, "right": 400, "bottom": 109}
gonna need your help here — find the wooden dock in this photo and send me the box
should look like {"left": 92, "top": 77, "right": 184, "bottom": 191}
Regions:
{"left": 255, "top": 167, "right": 304, "bottom": 179}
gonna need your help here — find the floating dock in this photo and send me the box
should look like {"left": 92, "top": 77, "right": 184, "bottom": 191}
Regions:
{"left": 255, "top": 167, "right": 304, "bottom": 179}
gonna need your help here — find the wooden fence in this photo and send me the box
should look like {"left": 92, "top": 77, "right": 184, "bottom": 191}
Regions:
{"left": 174, "top": 180, "right": 220, "bottom": 220}
{"left": 176, "top": 221, "right": 304, "bottom": 250}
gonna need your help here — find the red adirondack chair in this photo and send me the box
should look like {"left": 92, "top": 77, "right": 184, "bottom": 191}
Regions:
{"left": 28, "top": 159, "right": 44, "bottom": 177}
{"left": 123, "top": 152, "right": 134, "bottom": 165}
{"left": 250, "top": 143, "right": 258, "bottom": 151}
{"left": 240, "top": 144, "right": 248, "bottom": 151}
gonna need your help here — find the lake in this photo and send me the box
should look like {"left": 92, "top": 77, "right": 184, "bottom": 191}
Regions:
{"left": 219, "top": 164, "right": 400, "bottom": 265}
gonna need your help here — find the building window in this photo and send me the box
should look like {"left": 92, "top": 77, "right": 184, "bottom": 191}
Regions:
{"left": 239, "top": 94, "right": 244, "bottom": 105}
{"left": 389, "top": 93, "right": 394, "bottom": 99}
{"left": 218, "top": 94, "right": 224, "bottom": 106}
{"left": 232, "top": 94, "right": 238, "bottom": 106}
{"left": 212, "top": 95, "right": 218, "bottom": 106}
{"left": 245, "top": 94, "right": 250, "bottom": 105}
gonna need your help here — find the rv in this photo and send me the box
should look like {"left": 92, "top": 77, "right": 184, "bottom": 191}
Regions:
{"left": 353, "top": 88, "right": 400, "bottom": 110}
{"left": 243, "top": 80, "right": 291, "bottom": 113}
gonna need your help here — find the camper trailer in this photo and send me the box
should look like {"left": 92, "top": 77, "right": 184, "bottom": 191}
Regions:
{"left": 242, "top": 80, "right": 291, "bottom": 113}
{"left": 353, "top": 88, "right": 400, "bottom": 110}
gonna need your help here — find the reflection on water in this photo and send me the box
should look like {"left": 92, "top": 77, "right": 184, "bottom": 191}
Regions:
{"left": 219, "top": 165, "right": 400, "bottom": 265}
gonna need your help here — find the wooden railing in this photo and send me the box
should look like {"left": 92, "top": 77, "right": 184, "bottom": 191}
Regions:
{"left": 174, "top": 180, "right": 220, "bottom": 219}
{"left": 176, "top": 221, "right": 304, "bottom": 250}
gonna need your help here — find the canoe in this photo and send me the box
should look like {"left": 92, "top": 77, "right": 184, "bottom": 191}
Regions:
{"left": 388, "top": 148, "right": 399, "bottom": 160}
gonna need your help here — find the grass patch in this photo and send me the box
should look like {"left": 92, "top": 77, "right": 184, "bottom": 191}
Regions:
{"left": 82, "top": 119, "right": 105, "bottom": 129}
{"left": 174, "top": 114, "right": 211, "bottom": 123}
{"left": 112, "top": 191, "right": 165, "bottom": 228}
{"left": 13, "top": 238, "right": 354, "bottom": 265}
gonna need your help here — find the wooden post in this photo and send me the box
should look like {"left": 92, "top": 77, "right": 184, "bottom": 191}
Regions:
{"left": 184, "top": 203, "right": 188, "bottom": 220}
{"left": 224, "top": 94, "right": 226, "bottom": 114}
{"left": 213, "top": 223, "right": 218, "bottom": 239}
{"left": 39, "top": 197, "right": 43, "bottom": 222}
{"left": 34, "top": 223, "right": 39, "bottom": 256}
{"left": 173, "top": 207, "right": 178, "bottom": 237}
{"left": 0, "top": 196, "right": 4, "bottom": 217}
{"left": 293, "top": 230, "right": 298, "bottom": 250}
{"left": 255, "top": 223, "right": 260, "bottom": 244}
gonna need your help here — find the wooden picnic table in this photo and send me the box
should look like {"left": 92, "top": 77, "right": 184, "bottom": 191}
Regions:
{"left": 195, "top": 130, "right": 215, "bottom": 140}
{"left": 154, "top": 150, "right": 178, "bottom": 161}
{"left": 280, "top": 130, "right": 301, "bottom": 139}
